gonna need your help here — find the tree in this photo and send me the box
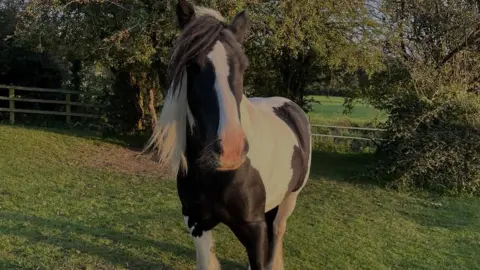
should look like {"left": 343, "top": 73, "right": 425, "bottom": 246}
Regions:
{"left": 13, "top": 0, "right": 386, "bottom": 130}
{"left": 15, "top": 0, "right": 179, "bottom": 133}
{"left": 360, "top": 0, "right": 480, "bottom": 194}
{"left": 0, "top": 0, "right": 63, "bottom": 88}
{"left": 244, "top": 0, "right": 385, "bottom": 111}
{"left": 15, "top": 0, "right": 257, "bottom": 132}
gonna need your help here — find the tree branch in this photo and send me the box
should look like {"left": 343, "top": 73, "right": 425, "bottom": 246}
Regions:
{"left": 439, "top": 25, "right": 480, "bottom": 68}
{"left": 399, "top": 0, "right": 411, "bottom": 61}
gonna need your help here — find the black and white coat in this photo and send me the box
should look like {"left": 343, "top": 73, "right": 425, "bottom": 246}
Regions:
{"left": 147, "top": 2, "right": 312, "bottom": 269}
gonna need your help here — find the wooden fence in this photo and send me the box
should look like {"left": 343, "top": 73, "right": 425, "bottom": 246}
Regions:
{"left": 0, "top": 85, "right": 100, "bottom": 125}
{"left": 1, "top": 84, "right": 385, "bottom": 141}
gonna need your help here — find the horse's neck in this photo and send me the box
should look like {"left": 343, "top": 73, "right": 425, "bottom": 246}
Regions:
{"left": 239, "top": 95, "right": 296, "bottom": 145}
{"left": 238, "top": 95, "right": 268, "bottom": 139}
{"left": 239, "top": 96, "right": 256, "bottom": 136}
{"left": 184, "top": 95, "right": 274, "bottom": 152}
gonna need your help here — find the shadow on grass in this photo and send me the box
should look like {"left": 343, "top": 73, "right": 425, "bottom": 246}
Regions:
{"left": 398, "top": 198, "right": 480, "bottom": 231}
{"left": 0, "top": 259, "right": 21, "bottom": 269}
{"left": 0, "top": 211, "right": 244, "bottom": 269}
{"left": 309, "top": 150, "right": 383, "bottom": 188}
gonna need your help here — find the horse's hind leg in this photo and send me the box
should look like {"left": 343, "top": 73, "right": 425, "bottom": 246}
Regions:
{"left": 267, "top": 192, "right": 299, "bottom": 270}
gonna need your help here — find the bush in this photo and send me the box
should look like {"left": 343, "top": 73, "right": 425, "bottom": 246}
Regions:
{"left": 364, "top": 62, "right": 480, "bottom": 195}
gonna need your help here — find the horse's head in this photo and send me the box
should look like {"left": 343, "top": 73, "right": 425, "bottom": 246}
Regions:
{"left": 148, "top": 0, "right": 251, "bottom": 174}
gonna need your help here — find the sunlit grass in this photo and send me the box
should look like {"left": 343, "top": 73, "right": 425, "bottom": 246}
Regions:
{"left": 307, "top": 95, "right": 387, "bottom": 125}
{"left": 0, "top": 125, "right": 479, "bottom": 269}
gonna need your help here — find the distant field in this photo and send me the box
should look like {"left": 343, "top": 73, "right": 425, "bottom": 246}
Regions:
{"left": 1, "top": 125, "right": 479, "bottom": 269}
{"left": 307, "top": 95, "right": 387, "bottom": 125}
{"left": 306, "top": 96, "right": 387, "bottom": 152}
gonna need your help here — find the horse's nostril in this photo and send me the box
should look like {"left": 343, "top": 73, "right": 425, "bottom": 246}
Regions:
{"left": 243, "top": 139, "right": 249, "bottom": 154}
{"left": 213, "top": 140, "right": 223, "bottom": 154}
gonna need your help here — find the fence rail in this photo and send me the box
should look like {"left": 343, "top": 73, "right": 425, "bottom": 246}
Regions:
{"left": 1, "top": 84, "right": 383, "bottom": 141}
{"left": 311, "top": 123, "right": 386, "bottom": 141}
{"left": 311, "top": 124, "right": 386, "bottom": 132}
{"left": 0, "top": 85, "right": 100, "bottom": 125}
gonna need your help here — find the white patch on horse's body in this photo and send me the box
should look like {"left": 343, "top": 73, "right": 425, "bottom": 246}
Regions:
{"left": 240, "top": 96, "right": 300, "bottom": 212}
{"left": 248, "top": 96, "right": 292, "bottom": 111}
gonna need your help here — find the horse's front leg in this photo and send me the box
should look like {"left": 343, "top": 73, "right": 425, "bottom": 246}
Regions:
{"left": 184, "top": 216, "right": 221, "bottom": 270}
{"left": 231, "top": 220, "right": 269, "bottom": 270}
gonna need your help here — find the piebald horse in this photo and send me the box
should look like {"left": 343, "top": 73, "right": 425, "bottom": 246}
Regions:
{"left": 146, "top": 1, "right": 312, "bottom": 269}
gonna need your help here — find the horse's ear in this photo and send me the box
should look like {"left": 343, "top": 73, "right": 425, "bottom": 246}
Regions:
{"left": 176, "top": 0, "right": 195, "bottom": 29}
{"left": 230, "top": 10, "right": 250, "bottom": 44}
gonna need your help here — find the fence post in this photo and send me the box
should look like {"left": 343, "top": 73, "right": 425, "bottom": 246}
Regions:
{"left": 66, "top": 93, "right": 71, "bottom": 125}
{"left": 9, "top": 88, "right": 15, "bottom": 125}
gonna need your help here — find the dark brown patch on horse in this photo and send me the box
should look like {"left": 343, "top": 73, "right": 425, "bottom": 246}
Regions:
{"left": 273, "top": 101, "right": 311, "bottom": 192}
{"left": 265, "top": 205, "right": 279, "bottom": 260}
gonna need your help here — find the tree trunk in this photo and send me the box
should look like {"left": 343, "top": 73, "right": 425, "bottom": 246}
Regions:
{"left": 71, "top": 59, "right": 82, "bottom": 93}
{"left": 130, "top": 72, "right": 145, "bottom": 131}
{"left": 108, "top": 68, "right": 145, "bottom": 133}
{"left": 148, "top": 87, "right": 157, "bottom": 128}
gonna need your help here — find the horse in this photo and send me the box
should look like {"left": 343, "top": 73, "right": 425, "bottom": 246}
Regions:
{"left": 146, "top": 1, "right": 312, "bottom": 269}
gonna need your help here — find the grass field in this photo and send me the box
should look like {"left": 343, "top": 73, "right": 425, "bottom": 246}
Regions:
{"left": 307, "top": 96, "right": 387, "bottom": 125}
{"left": 307, "top": 96, "right": 387, "bottom": 153}
{"left": 1, "top": 125, "right": 479, "bottom": 269}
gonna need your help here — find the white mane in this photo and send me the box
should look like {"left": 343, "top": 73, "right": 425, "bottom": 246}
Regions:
{"left": 144, "top": 71, "right": 194, "bottom": 176}
{"left": 144, "top": 5, "right": 225, "bottom": 177}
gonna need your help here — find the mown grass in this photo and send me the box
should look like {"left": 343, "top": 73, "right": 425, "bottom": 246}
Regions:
{"left": 307, "top": 95, "right": 387, "bottom": 125}
{"left": 0, "top": 125, "right": 479, "bottom": 269}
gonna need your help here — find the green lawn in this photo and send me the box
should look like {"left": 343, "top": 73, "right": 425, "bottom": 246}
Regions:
{"left": 307, "top": 95, "right": 387, "bottom": 125}
{"left": 307, "top": 96, "right": 387, "bottom": 152}
{"left": 1, "top": 125, "right": 479, "bottom": 269}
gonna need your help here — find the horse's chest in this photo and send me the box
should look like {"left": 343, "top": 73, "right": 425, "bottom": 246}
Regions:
{"left": 177, "top": 178, "right": 221, "bottom": 214}
{"left": 176, "top": 179, "right": 223, "bottom": 233}
{"left": 177, "top": 166, "right": 267, "bottom": 224}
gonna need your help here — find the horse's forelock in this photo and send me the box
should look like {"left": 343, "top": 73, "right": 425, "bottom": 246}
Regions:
{"left": 194, "top": 6, "right": 226, "bottom": 22}
{"left": 168, "top": 14, "right": 226, "bottom": 93}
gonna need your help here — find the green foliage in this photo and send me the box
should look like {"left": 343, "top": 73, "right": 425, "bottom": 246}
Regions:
{"left": 380, "top": 79, "right": 479, "bottom": 194}
{"left": 0, "top": 0, "right": 73, "bottom": 126}
{"left": 14, "top": 0, "right": 181, "bottom": 133}
{"left": 16, "top": 1, "right": 173, "bottom": 69}
{"left": 364, "top": 62, "right": 480, "bottom": 195}
{"left": 243, "top": 0, "right": 385, "bottom": 110}
{"left": 356, "top": 0, "right": 480, "bottom": 195}
{"left": 10, "top": 0, "right": 386, "bottom": 131}
{"left": 0, "top": 1, "right": 63, "bottom": 88}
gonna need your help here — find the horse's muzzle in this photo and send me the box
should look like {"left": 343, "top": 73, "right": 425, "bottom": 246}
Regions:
{"left": 216, "top": 129, "right": 249, "bottom": 171}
